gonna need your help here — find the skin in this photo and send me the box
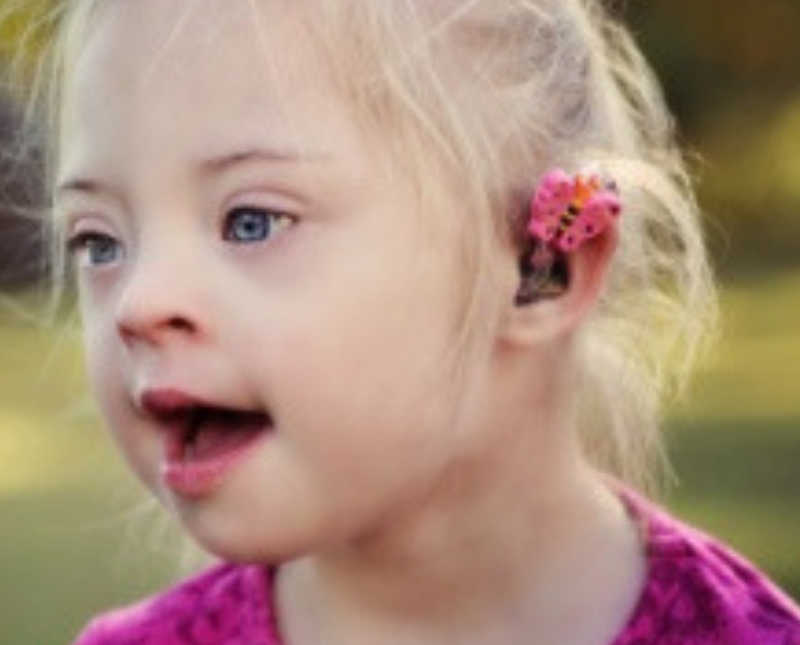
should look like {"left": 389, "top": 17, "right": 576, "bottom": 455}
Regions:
{"left": 56, "top": 1, "right": 647, "bottom": 644}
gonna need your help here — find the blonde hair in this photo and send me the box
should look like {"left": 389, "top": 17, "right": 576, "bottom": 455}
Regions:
{"left": 5, "top": 0, "right": 718, "bottom": 498}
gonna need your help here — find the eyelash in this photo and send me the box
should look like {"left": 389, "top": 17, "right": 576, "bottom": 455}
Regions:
{"left": 65, "top": 206, "right": 295, "bottom": 268}
{"left": 66, "top": 231, "right": 123, "bottom": 268}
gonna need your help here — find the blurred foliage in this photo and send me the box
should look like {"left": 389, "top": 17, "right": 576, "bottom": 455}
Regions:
{"left": 0, "top": 2, "right": 50, "bottom": 289}
{"left": 623, "top": 0, "right": 800, "bottom": 123}
{"left": 624, "top": 0, "right": 800, "bottom": 278}
{"left": 0, "top": 0, "right": 52, "bottom": 72}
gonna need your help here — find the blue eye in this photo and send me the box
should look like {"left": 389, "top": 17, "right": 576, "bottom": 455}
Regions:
{"left": 66, "top": 232, "right": 123, "bottom": 267}
{"left": 223, "top": 207, "right": 292, "bottom": 243}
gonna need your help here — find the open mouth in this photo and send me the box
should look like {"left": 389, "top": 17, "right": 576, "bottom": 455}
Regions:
{"left": 141, "top": 388, "right": 272, "bottom": 462}
{"left": 163, "top": 404, "right": 272, "bottom": 462}
{"left": 140, "top": 389, "right": 273, "bottom": 496}
{"left": 180, "top": 405, "right": 272, "bottom": 461}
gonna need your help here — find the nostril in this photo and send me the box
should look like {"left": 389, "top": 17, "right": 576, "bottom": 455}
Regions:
{"left": 167, "top": 316, "right": 195, "bottom": 332}
{"left": 117, "top": 313, "right": 198, "bottom": 347}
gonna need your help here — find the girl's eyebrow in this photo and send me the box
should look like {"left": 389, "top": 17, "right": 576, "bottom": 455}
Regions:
{"left": 55, "top": 147, "right": 328, "bottom": 200}
{"left": 197, "top": 147, "right": 329, "bottom": 174}
{"left": 55, "top": 178, "right": 124, "bottom": 203}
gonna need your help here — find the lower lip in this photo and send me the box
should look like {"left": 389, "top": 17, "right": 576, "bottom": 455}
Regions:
{"left": 161, "top": 424, "right": 270, "bottom": 498}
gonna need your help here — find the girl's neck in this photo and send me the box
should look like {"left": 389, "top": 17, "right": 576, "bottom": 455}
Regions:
{"left": 274, "top": 426, "right": 647, "bottom": 645}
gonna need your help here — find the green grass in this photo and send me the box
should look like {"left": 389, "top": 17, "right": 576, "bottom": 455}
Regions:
{"left": 1, "top": 269, "right": 799, "bottom": 644}
{"left": 671, "top": 269, "right": 800, "bottom": 420}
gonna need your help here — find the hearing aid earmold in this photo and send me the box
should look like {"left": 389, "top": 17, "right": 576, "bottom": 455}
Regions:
{"left": 528, "top": 168, "right": 621, "bottom": 253}
{"left": 515, "top": 168, "right": 622, "bottom": 306}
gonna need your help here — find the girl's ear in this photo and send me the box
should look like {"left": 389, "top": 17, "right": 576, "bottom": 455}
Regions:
{"left": 497, "top": 225, "right": 618, "bottom": 348}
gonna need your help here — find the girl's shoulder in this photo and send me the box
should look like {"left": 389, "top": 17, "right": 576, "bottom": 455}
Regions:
{"left": 72, "top": 562, "right": 282, "bottom": 645}
{"left": 611, "top": 483, "right": 800, "bottom": 645}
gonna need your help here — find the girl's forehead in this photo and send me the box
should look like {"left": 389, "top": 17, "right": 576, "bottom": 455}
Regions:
{"left": 59, "top": 0, "right": 363, "bottom": 181}
{"left": 71, "top": 1, "right": 316, "bottom": 105}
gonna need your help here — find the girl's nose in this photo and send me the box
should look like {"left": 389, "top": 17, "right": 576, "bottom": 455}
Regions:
{"left": 114, "top": 258, "right": 203, "bottom": 349}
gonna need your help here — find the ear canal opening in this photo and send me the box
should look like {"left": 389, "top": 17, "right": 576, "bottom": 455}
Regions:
{"left": 514, "top": 241, "right": 570, "bottom": 307}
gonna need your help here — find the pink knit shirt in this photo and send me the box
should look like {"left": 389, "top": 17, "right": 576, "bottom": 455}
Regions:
{"left": 73, "top": 485, "right": 800, "bottom": 644}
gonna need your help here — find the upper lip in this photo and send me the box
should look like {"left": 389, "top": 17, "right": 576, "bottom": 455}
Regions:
{"left": 138, "top": 387, "right": 264, "bottom": 423}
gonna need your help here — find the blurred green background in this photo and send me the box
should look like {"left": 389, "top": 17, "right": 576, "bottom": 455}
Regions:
{"left": 2, "top": 2, "right": 799, "bottom": 644}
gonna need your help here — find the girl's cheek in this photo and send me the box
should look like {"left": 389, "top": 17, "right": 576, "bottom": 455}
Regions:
{"left": 79, "top": 288, "right": 124, "bottom": 405}
{"left": 82, "top": 320, "right": 111, "bottom": 393}
{"left": 75, "top": 269, "right": 118, "bottom": 332}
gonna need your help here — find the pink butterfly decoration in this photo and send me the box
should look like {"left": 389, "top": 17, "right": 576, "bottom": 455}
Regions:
{"left": 527, "top": 169, "right": 621, "bottom": 253}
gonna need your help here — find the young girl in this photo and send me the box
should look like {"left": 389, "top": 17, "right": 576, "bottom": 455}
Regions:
{"left": 8, "top": 0, "right": 800, "bottom": 643}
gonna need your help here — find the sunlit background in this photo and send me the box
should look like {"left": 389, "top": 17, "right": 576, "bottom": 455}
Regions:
{"left": 1, "top": 2, "right": 799, "bottom": 644}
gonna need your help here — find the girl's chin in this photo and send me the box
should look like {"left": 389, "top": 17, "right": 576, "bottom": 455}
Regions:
{"left": 184, "top": 525, "right": 316, "bottom": 565}
{"left": 168, "top": 491, "right": 324, "bottom": 565}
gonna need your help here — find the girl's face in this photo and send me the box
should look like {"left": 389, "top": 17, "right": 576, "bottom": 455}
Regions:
{"left": 56, "top": 1, "right": 491, "bottom": 560}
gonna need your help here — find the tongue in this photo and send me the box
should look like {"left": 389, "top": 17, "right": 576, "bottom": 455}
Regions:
{"left": 186, "top": 416, "right": 267, "bottom": 461}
